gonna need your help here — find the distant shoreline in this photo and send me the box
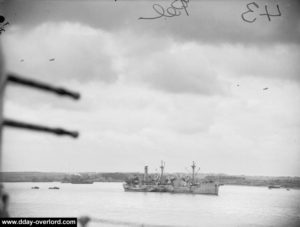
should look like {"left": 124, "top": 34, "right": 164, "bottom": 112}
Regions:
{"left": 1, "top": 172, "right": 300, "bottom": 188}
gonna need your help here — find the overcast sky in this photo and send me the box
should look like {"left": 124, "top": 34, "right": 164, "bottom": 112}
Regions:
{"left": 1, "top": 0, "right": 300, "bottom": 176}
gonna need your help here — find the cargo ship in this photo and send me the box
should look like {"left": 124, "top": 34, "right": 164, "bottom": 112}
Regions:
{"left": 123, "top": 161, "right": 219, "bottom": 195}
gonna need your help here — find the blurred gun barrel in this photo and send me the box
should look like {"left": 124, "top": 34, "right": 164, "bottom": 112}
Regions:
{"left": 7, "top": 74, "right": 80, "bottom": 100}
{"left": 2, "top": 119, "right": 79, "bottom": 138}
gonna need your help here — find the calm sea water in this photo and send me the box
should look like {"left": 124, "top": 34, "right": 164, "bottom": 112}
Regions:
{"left": 3, "top": 182, "right": 300, "bottom": 227}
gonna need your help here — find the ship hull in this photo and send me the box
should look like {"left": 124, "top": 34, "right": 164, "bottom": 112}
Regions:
{"left": 123, "top": 183, "right": 219, "bottom": 195}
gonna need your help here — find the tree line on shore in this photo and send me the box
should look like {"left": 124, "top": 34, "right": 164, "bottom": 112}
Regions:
{"left": 0, "top": 172, "right": 300, "bottom": 188}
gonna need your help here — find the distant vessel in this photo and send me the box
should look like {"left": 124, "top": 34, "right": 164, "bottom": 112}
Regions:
{"left": 31, "top": 186, "right": 39, "bottom": 189}
{"left": 48, "top": 186, "right": 60, "bottom": 190}
{"left": 70, "top": 180, "right": 93, "bottom": 184}
{"left": 268, "top": 185, "right": 281, "bottom": 189}
{"left": 61, "top": 174, "right": 94, "bottom": 184}
{"left": 123, "top": 161, "right": 219, "bottom": 195}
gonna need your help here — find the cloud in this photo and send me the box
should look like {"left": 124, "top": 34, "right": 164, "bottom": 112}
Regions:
{"left": 3, "top": 21, "right": 300, "bottom": 99}
{"left": 119, "top": 38, "right": 300, "bottom": 94}
{"left": 200, "top": 43, "right": 300, "bottom": 82}
{"left": 3, "top": 75, "right": 300, "bottom": 175}
{"left": 123, "top": 42, "right": 227, "bottom": 95}
{"left": 3, "top": 22, "right": 228, "bottom": 95}
{"left": 3, "top": 22, "right": 118, "bottom": 84}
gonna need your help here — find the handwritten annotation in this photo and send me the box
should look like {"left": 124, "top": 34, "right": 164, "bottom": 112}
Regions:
{"left": 139, "top": 0, "right": 190, "bottom": 20}
{"left": 241, "top": 2, "right": 281, "bottom": 23}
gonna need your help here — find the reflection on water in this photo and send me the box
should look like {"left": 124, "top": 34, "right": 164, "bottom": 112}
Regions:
{"left": 4, "top": 182, "right": 300, "bottom": 227}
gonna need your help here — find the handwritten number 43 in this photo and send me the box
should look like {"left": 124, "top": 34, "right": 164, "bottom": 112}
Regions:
{"left": 241, "top": 2, "right": 281, "bottom": 23}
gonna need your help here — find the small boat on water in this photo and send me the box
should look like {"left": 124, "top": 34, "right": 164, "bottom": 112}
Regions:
{"left": 31, "top": 186, "right": 39, "bottom": 189}
{"left": 268, "top": 185, "right": 281, "bottom": 189}
{"left": 48, "top": 186, "right": 60, "bottom": 190}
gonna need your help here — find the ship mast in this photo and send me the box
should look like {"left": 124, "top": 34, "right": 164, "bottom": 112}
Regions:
{"left": 160, "top": 160, "right": 165, "bottom": 184}
{"left": 191, "top": 161, "right": 196, "bottom": 185}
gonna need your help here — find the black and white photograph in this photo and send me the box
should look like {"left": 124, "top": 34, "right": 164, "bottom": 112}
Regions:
{"left": 0, "top": 0, "right": 299, "bottom": 226}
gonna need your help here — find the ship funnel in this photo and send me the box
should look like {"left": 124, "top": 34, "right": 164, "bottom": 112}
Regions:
{"left": 144, "top": 166, "right": 148, "bottom": 183}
